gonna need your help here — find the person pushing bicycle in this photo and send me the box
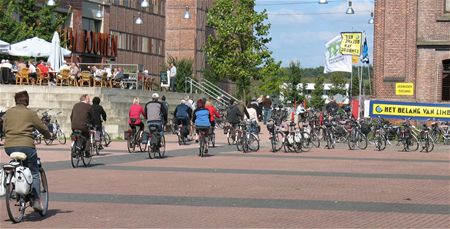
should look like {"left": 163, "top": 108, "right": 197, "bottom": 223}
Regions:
{"left": 2, "top": 91, "right": 51, "bottom": 212}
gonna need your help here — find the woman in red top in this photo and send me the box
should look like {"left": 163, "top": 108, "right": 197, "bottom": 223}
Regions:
{"left": 205, "top": 100, "right": 220, "bottom": 128}
{"left": 128, "top": 97, "right": 145, "bottom": 132}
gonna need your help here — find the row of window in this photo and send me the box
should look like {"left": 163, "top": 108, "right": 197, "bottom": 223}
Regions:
{"left": 447, "top": 0, "right": 450, "bottom": 12}
{"left": 110, "top": 31, "right": 164, "bottom": 56}
{"left": 108, "top": 0, "right": 165, "bottom": 16}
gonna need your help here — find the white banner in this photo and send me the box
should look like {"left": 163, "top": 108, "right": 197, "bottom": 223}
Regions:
{"left": 324, "top": 35, "right": 352, "bottom": 73}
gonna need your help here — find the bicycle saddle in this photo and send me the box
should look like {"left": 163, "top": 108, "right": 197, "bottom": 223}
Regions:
{"left": 10, "top": 152, "right": 27, "bottom": 161}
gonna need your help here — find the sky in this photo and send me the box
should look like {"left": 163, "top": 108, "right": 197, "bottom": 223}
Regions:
{"left": 254, "top": 0, "right": 375, "bottom": 68}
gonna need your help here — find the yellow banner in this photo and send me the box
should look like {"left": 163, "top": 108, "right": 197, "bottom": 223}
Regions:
{"left": 340, "top": 32, "right": 362, "bottom": 56}
{"left": 395, "top": 83, "right": 414, "bottom": 95}
{"left": 352, "top": 55, "right": 359, "bottom": 64}
{"left": 371, "top": 103, "right": 450, "bottom": 119}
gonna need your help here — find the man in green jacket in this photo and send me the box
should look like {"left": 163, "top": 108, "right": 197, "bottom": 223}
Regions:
{"left": 3, "top": 90, "right": 51, "bottom": 212}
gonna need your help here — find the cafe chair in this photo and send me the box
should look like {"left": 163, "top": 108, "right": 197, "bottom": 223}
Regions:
{"left": 15, "top": 68, "right": 30, "bottom": 85}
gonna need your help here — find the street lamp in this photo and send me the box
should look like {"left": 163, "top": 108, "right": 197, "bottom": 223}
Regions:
{"left": 47, "top": 0, "right": 55, "bottom": 6}
{"left": 346, "top": 0, "right": 355, "bottom": 14}
{"left": 135, "top": 13, "right": 143, "bottom": 25}
{"left": 368, "top": 12, "right": 374, "bottom": 24}
{"left": 141, "top": 0, "right": 149, "bottom": 8}
{"left": 183, "top": 6, "right": 190, "bottom": 19}
{"left": 95, "top": 5, "right": 103, "bottom": 18}
{"left": 318, "top": 0, "right": 328, "bottom": 4}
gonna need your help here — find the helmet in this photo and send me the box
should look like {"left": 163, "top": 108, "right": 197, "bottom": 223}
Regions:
{"left": 152, "top": 93, "right": 159, "bottom": 99}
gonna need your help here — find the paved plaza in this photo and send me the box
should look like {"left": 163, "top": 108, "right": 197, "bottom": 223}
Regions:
{"left": 0, "top": 129, "right": 449, "bottom": 228}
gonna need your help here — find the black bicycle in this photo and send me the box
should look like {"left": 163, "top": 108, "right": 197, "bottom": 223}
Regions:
{"left": 147, "top": 124, "right": 165, "bottom": 159}
{"left": 70, "top": 130, "right": 92, "bottom": 168}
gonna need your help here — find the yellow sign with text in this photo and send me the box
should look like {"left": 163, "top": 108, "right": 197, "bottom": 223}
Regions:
{"left": 340, "top": 32, "right": 362, "bottom": 56}
{"left": 395, "top": 83, "right": 414, "bottom": 95}
{"left": 371, "top": 102, "right": 450, "bottom": 120}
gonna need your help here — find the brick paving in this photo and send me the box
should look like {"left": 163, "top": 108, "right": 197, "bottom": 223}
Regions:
{"left": 0, "top": 129, "right": 449, "bottom": 228}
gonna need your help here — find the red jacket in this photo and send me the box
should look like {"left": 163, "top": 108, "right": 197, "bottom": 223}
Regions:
{"left": 205, "top": 105, "right": 220, "bottom": 122}
{"left": 128, "top": 104, "right": 145, "bottom": 124}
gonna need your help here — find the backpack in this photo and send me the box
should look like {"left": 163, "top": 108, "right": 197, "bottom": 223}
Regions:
{"left": 175, "top": 104, "right": 189, "bottom": 119}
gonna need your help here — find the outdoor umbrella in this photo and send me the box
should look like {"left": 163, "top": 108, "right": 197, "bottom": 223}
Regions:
{"left": 8, "top": 36, "right": 71, "bottom": 57}
{"left": 47, "top": 31, "right": 66, "bottom": 72}
{"left": 0, "top": 39, "right": 10, "bottom": 53}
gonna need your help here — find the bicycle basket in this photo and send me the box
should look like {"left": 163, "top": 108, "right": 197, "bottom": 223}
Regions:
{"left": 267, "top": 121, "right": 275, "bottom": 132}
{"left": 14, "top": 166, "right": 33, "bottom": 195}
{"left": 141, "top": 131, "right": 149, "bottom": 144}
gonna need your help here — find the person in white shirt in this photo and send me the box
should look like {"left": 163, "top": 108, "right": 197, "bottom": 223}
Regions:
{"left": 169, "top": 63, "right": 177, "bottom": 92}
{"left": 246, "top": 103, "right": 260, "bottom": 135}
{"left": 27, "top": 61, "right": 37, "bottom": 84}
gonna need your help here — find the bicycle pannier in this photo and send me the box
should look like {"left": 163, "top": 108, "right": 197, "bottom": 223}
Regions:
{"left": 14, "top": 166, "right": 33, "bottom": 195}
{"left": 141, "top": 131, "right": 149, "bottom": 144}
{"left": 0, "top": 169, "right": 6, "bottom": 196}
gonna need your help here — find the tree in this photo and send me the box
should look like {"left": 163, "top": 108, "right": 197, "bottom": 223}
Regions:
{"left": 205, "top": 0, "right": 276, "bottom": 99}
{"left": 0, "top": 0, "right": 66, "bottom": 44}
{"left": 166, "top": 56, "right": 193, "bottom": 93}
{"left": 257, "top": 58, "right": 282, "bottom": 97}
{"left": 282, "top": 61, "right": 306, "bottom": 103}
{"left": 310, "top": 76, "right": 325, "bottom": 109}
{"left": 328, "top": 72, "right": 348, "bottom": 97}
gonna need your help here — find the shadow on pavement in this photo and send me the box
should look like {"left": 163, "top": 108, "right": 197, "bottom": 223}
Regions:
{"left": 26, "top": 209, "right": 74, "bottom": 222}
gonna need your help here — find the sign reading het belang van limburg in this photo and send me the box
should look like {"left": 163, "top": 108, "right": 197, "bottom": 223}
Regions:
{"left": 369, "top": 100, "right": 450, "bottom": 121}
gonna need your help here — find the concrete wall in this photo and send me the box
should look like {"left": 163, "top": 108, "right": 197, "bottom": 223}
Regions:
{"left": 0, "top": 85, "right": 199, "bottom": 139}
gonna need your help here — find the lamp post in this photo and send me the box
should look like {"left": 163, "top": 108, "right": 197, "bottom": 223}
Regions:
{"left": 141, "top": 0, "right": 149, "bottom": 8}
{"left": 135, "top": 13, "right": 143, "bottom": 25}
{"left": 346, "top": 1, "right": 355, "bottom": 14}
{"left": 47, "top": 0, "right": 55, "bottom": 6}
{"left": 184, "top": 6, "right": 190, "bottom": 19}
{"left": 318, "top": 0, "right": 328, "bottom": 4}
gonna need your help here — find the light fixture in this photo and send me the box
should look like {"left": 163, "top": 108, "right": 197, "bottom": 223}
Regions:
{"left": 95, "top": 5, "right": 103, "bottom": 18}
{"left": 141, "top": 0, "right": 149, "bottom": 8}
{"left": 183, "top": 6, "right": 190, "bottom": 19}
{"left": 135, "top": 13, "right": 143, "bottom": 25}
{"left": 346, "top": 1, "right": 355, "bottom": 14}
{"left": 318, "top": 0, "right": 328, "bottom": 4}
{"left": 368, "top": 12, "right": 374, "bottom": 24}
{"left": 47, "top": 0, "right": 55, "bottom": 6}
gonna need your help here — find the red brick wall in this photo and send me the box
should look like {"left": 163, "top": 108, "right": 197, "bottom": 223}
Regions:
{"left": 374, "top": 0, "right": 450, "bottom": 103}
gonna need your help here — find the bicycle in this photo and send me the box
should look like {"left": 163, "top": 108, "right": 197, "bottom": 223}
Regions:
{"left": 127, "top": 125, "right": 146, "bottom": 153}
{"left": 323, "top": 121, "right": 335, "bottom": 149}
{"left": 417, "top": 124, "right": 435, "bottom": 153}
{"left": 398, "top": 120, "right": 419, "bottom": 152}
{"left": 89, "top": 126, "right": 102, "bottom": 156}
{"left": 43, "top": 112, "right": 66, "bottom": 145}
{"left": 197, "top": 126, "right": 209, "bottom": 157}
{"left": 374, "top": 127, "right": 387, "bottom": 151}
{"left": 175, "top": 121, "right": 188, "bottom": 145}
{"left": 267, "top": 119, "right": 284, "bottom": 152}
{"left": 236, "top": 121, "right": 260, "bottom": 153}
{"left": 3, "top": 152, "right": 49, "bottom": 223}
{"left": 147, "top": 123, "right": 166, "bottom": 159}
{"left": 101, "top": 126, "right": 112, "bottom": 147}
{"left": 70, "top": 130, "right": 92, "bottom": 168}
{"left": 208, "top": 126, "right": 216, "bottom": 148}
{"left": 347, "top": 119, "right": 368, "bottom": 150}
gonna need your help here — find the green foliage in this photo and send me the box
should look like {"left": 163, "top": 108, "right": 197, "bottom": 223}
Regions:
{"left": 165, "top": 56, "right": 193, "bottom": 93}
{"left": 205, "top": 0, "right": 276, "bottom": 99}
{"left": 0, "top": 0, "right": 66, "bottom": 44}
{"left": 310, "top": 76, "right": 325, "bottom": 109}
{"left": 281, "top": 61, "right": 306, "bottom": 103}
{"left": 257, "top": 58, "right": 282, "bottom": 96}
{"left": 328, "top": 72, "right": 348, "bottom": 97}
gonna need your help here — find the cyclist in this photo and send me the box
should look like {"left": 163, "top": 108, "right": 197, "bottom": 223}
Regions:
{"left": 173, "top": 99, "right": 192, "bottom": 141}
{"left": 3, "top": 91, "right": 51, "bottom": 212}
{"left": 246, "top": 102, "right": 259, "bottom": 134}
{"left": 144, "top": 93, "right": 167, "bottom": 141}
{"left": 128, "top": 97, "right": 145, "bottom": 134}
{"left": 227, "top": 100, "right": 249, "bottom": 129}
{"left": 91, "top": 97, "right": 107, "bottom": 149}
{"left": 193, "top": 99, "right": 211, "bottom": 153}
{"left": 205, "top": 99, "right": 220, "bottom": 132}
{"left": 70, "top": 94, "right": 93, "bottom": 157}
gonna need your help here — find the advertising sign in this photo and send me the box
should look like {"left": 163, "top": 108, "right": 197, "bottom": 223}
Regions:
{"left": 340, "top": 32, "right": 362, "bottom": 56}
{"left": 324, "top": 35, "right": 352, "bottom": 73}
{"left": 369, "top": 100, "right": 450, "bottom": 121}
{"left": 160, "top": 71, "right": 169, "bottom": 88}
{"left": 395, "top": 83, "right": 414, "bottom": 95}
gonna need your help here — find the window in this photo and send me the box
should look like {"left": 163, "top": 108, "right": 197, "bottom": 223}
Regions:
{"left": 82, "top": 17, "right": 101, "bottom": 32}
{"left": 442, "top": 75, "right": 450, "bottom": 101}
{"left": 142, "top": 37, "right": 149, "bottom": 53}
{"left": 447, "top": 0, "right": 450, "bottom": 12}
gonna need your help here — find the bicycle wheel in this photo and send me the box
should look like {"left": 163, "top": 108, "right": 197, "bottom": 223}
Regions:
{"left": 71, "top": 147, "right": 80, "bottom": 168}
{"left": 94, "top": 142, "right": 100, "bottom": 155}
{"left": 310, "top": 132, "right": 320, "bottom": 148}
{"left": 301, "top": 132, "right": 312, "bottom": 152}
{"left": 44, "top": 137, "right": 52, "bottom": 145}
{"left": 236, "top": 134, "right": 244, "bottom": 151}
{"left": 138, "top": 131, "right": 147, "bottom": 152}
{"left": 199, "top": 136, "right": 205, "bottom": 157}
{"left": 247, "top": 133, "right": 260, "bottom": 152}
{"left": 227, "top": 133, "right": 235, "bottom": 145}
{"left": 375, "top": 135, "right": 386, "bottom": 151}
{"left": 127, "top": 136, "right": 136, "bottom": 153}
{"left": 5, "top": 183, "right": 25, "bottom": 223}
{"left": 82, "top": 146, "right": 92, "bottom": 167}
{"left": 57, "top": 130, "right": 66, "bottom": 144}
{"left": 38, "top": 168, "right": 49, "bottom": 216}
{"left": 158, "top": 136, "right": 166, "bottom": 158}
{"left": 405, "top": 135, "right": 419, "bottom": 152}
{"left": 177, "top": 132, "right": 183, "bottom": 145}
{"left": 356, "top": 132, "right": 368, "bottom": 150}
{"left": 147, "top": 140, "right": 154, "bottom": 159}
{"left": 271, "top": 131, "right": 284, "bottom": 152}
{"left": 422, "top": 137, "right": 435, "bottom": 153}
{"left": 102, "top": 131, "right": 112, "bottom": 147}
{"left": 210, "top": 133, "right": 216, "bottom": 148}
{"left": 347, "top": 133, "right": 356, "bottom": 150}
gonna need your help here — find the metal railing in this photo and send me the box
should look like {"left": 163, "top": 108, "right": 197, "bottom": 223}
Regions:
{"left": 184, "top": 78, "right": 238, "bottom": 107}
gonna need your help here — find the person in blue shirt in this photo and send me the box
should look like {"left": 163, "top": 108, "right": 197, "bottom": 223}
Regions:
{"left": 192, "top": 99, "right": 211, "bottom": 149}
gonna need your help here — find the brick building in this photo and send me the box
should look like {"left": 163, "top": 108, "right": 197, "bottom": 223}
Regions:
{"left": 373, "top": 0, "right": 450, "bottom": 103}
